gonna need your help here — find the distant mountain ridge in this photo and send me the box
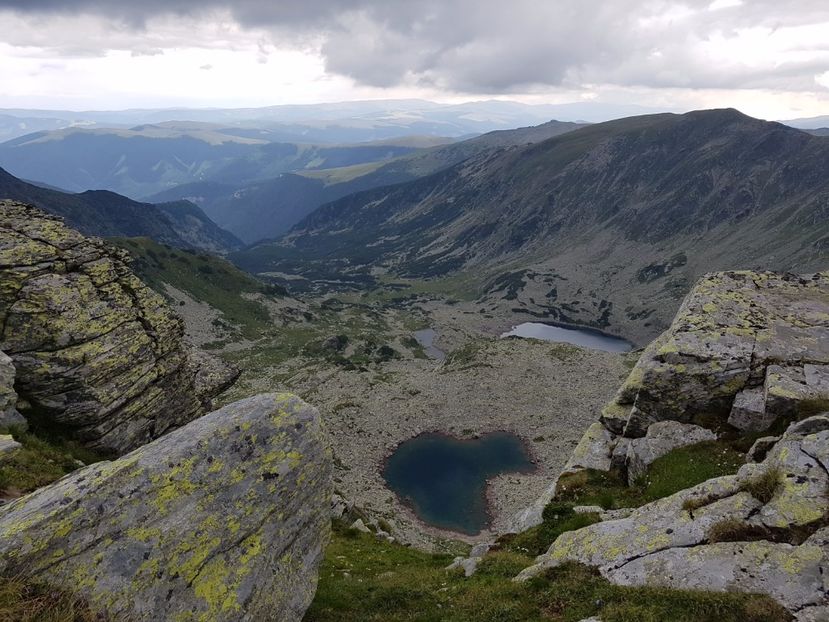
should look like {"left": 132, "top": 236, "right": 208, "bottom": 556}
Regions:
{"left": 0, "top": 167, "right": 239, "bottom": 252}
{"left": 233, "top": 109, "right": 829, "bottom": 344}
{"left": 150, "top": 119, "right": 586, "bottom": 244}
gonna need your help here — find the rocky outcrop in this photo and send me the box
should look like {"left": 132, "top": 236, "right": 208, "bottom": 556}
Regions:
{"left": 0, "top": 201, "right": 235, "bottom": 453}
{"left": 603, "top": 271, "right": 829, "bottom": 438}
{"left": 0, "top": 349, "right": 24, "bottom": 429}
{"left": 512, "top": 271, "right": 829, "bottom": 614}
{"left": 517, "top": 418, "right": 829, "bottom": 612}
{"left": 0, "top": 393, "right": 332, "bottom": 622}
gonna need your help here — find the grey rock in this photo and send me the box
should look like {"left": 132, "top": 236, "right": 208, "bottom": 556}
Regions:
{"left": 0, "top": 393, "right": 332, "bottom": 622}
{"left": 0, "top": 350, "right": 24, "bottom": 430}
{"left": 351, "top": 519, "right": 371, "bottom": 534}
{"left": 469, "top": 542, "right": 492, "bottom": 558}
{"left": 728, "top": 386, "right": 773, "bottom": 432}
{"left": 795, "top": 605, "right": 829, "bottom": 622}
{"left": 0, "top": 202, "right": 236, "bottom": 454}
{"left": 606, "top": 541, "right": 826, "bottom": 612}
{"left": 0, "top": 434, "right": 21, "bottom": 457}
{"left": 561, "top": 422, "right": 617, "bottom": 476}
{"left": 573, "top": 505, "right": 605, "bottom": 515}
{"left": 785, "top": 415, "right": 829, "bottom": 438}
{"left": 625, "top": 421, "right": 716, "bottom": 483}
{"left": 747, "top": 436, "right": 780, "bottom": 463}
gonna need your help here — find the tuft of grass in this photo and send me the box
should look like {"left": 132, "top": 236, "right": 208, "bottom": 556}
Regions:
{"left": 0, "top": 577, "right": 101, "bottom": 622}
{"left": 706, "top": 519, "right": 769, "bottom": 544}
{"left": 306, "top": 531, "right": 791, "bottom": 622}
{"left": 0, "top": 428, "right": 106, "bottom": 495}
{"left": 741, "top": 467, "right": 781, "bottom": 504}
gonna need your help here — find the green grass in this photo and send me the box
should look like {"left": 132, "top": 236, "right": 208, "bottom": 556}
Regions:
{"left": 556, "top": 441, "right": 746, "bottom": 509}
{"left": 0, "top": 577, "right": 99, "bottom": 622}
{"left": 0, "top": 428, "right": 106, "bottom": 495}
{"left": 499, "top": 502, "right": 602, "bottom": 556}
{"left": 305, "top": 528, "right": 790, "bottom": 622}
{"left": 112, "top": 237, "right": 281, "bottom": 340}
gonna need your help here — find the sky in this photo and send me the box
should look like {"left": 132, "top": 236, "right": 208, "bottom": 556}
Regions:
{"left": 0, "top": 0, "right": 828, "bottom": 120}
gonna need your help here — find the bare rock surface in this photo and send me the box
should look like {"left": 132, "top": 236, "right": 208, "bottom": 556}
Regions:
{"left": 0, "top": 393, "right": 332, "bottom": 622}
{"left": 0, "top": 349, "right": 23, "bottom": 429}
{"left": 0, "top": 201, "right": 235, "bottom": 453}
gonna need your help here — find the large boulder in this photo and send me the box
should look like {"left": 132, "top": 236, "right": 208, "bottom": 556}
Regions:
{"left": 0, "top": 349, "right": 24, "bottom": 429}
{"left": 0, "top": 393, "right": 332, "bottom": 622}
{"left": 604, "top": 271, "right": 829, "bottom": 438}
{"left": 0, "top": 201, "right": 235, "bottom": 453}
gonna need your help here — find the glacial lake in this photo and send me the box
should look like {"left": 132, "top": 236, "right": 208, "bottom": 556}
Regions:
{"left": 383, "top": 432, "right": 534, "bottom": 535}
{"left": 413, "top": 328, "right": 446, "bottom": 360}
{"left": 501, "top": 322, "right": 633, "bottom": 353}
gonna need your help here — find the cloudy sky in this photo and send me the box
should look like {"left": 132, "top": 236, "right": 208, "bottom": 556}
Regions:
{"left": 0, "top": 0, "right": 827, "bottom": 119}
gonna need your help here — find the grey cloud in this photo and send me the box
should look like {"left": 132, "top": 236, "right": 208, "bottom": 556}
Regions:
{"left": 1, "top": 0, "right": 828, "bottom": 93}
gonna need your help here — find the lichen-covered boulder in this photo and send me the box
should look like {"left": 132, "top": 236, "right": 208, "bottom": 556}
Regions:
{"left": 605, "top": 271, "right": 829, "bottom": 437}
{"left": 0, "top": 349, "right": 24, "bottom": 429}
{"left": 0, "top": 392, "right": 332, "bottom": 622}
{"left": 0, "top": 201, "right": 234, "bottom": 453}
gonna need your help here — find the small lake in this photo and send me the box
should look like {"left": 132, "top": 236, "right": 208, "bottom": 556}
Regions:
{"left": 501, "top": 322, "right": 633, "bottom": 353}
{"left": 383, "top": 432, "right": 534, "bottom": 535}
{"left": 414, "top": 328, "right": 446, "bottom": 360}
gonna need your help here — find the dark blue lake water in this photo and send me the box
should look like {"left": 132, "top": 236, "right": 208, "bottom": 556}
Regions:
{"left": 501, "top": 322, "right": 633, "bottom": 353}
{"left": 383, "top": 432, "right": 535, "bottom": 535}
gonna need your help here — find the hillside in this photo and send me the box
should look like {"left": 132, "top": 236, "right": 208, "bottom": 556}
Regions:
{"left": 150, "top": 120, "right": 584, "bottom": 244}
{"left": 0, "top": 166, "right": 239, "bottom": 252}
{"left": 233, "top": 109, "right": 829, "bottom": 344}
{"left": 0, "top": 125, "right": 430, "bottom": 199}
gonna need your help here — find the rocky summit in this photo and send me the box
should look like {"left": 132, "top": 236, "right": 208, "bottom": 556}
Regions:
{"left": 0, "top": 393, "right": 332, "bottom": 622}
{"left": 0, "top": 200, "right": 236, "bottom": 454}
{"left": 510, "top": 270, "right": 829, "bottom": 618}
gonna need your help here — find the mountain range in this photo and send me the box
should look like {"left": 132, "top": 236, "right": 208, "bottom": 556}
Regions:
{"left": 0, "top": 167, "right": 239, "bottom": 252}
{"left": 232, "top": 109, "right": 829, "bottom": 344}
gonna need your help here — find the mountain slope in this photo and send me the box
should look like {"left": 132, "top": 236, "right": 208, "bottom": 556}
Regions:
{"left": 0, "top": 167, "right": 240, "bottom": 251}
{"left": 233, "top": 109, "right": 829, "bottom": 344}
{"left": 0, "top": 126, "right": 429, "bottom": 199}
{"left": 150, "top": 120, "right": 585, "bottom": 244}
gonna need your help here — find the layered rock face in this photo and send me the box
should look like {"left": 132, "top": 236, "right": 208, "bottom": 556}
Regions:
{"left": 0, "top": 393, "right": 332, "bottom": 622}
{"left": 0, "top": 200, "right": 235, "bottom": 453}
{"left": 0, "top": 349, "right": 24, "bottom": 429}
{"left": 513, "top": 270, "right": 829, "bottom": 617}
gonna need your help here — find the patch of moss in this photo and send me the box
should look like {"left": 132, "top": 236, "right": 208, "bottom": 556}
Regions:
{"left": 499, "top": 503, "right": 602, "bottom": 556}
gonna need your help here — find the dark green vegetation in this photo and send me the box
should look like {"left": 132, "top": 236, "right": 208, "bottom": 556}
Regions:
{"left": 0, "top": 166, "right": 239, "bottom": 252}
{"left": 113, "top": 237, "right": 281, "bottom": 341}
{"left": 306, "top": 527, "right": 789, "bottom": 622}
{"left": 237, "top": 109, "right": 829, "bottom": 342}
{"left": 0, "top": 427, "right": 103, "bottom": 496}
{"left": 0, "top": 577, "right": 98, "bottom": 622}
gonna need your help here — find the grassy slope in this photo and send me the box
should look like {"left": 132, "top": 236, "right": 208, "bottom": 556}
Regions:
{"left": 307, "top": 440, "right": 789, "bottom": 622}
{"left": 112, "top": 237, "right": 280, "bottom": 340}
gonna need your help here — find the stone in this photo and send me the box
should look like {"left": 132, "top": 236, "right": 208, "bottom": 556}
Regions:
{"left": 785, "top": 415, "right": 829, "bottom": 438}
{"left": 606, "top": 541, "right": 826, "bottom": 612}
{"left": 561, "top": 422, "right": 617, "bottom": 475}
{"left": 625, "top": 421, "right": 716, "bottom": 483}
{"left": 0, "top": 393, "right": 332, "bottom": 622}
{"left": 351, "top": 518, "right": 371, "bottom": 534}
{"left": 727, "top": 386, "right": 773, "bottom": 432}
{"left": 331, "top": 493, "right": 353, "bottom": 520}
{"left": 754, "top": 432, "right": 829, "bottom": 530}
{"left": 747, "top": 436, "right": 780, "bottom": 463}
{"left": 469, "top": 542, "right": 492, "bottom": 558}
{"left": 0, "top": 201, "right": 235, "bottom": 454}
{"left": 0, "top": 350, "right": 24, "bottom": 430}
{"left": 795, "top": 606, "right": 829, "bottom": 622}
{"left": 765, "top": 365, "right": 813, "bottom": 419}
{"left": 0, "top": 434, "right": 21, "bottom": 457}
{"left": 573, "top": 505, "right": 605, "bottom": 515}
